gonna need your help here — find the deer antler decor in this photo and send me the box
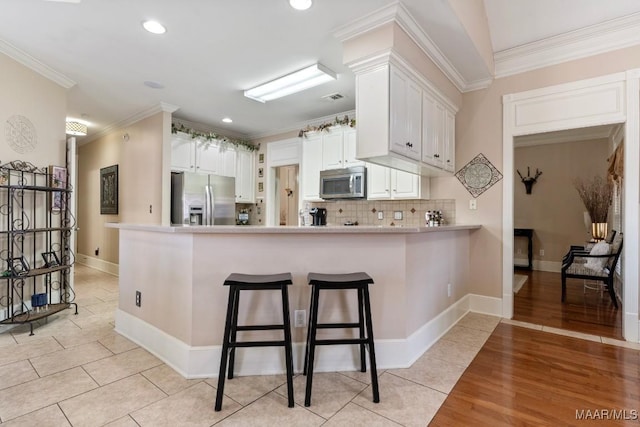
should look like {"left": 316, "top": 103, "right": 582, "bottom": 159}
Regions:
{"left": 516, "top": 167, "right": 542, "bottom": 194}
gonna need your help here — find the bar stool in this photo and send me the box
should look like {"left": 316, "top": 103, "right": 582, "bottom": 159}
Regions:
{"left": 303, "top": 272, "right": 379, "bottom": 407}
{"left": 214, "top": 273, "right": 294, "bottom": 411}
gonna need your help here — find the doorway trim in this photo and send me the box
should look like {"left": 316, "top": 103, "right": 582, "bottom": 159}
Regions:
{"left": 502, "top": 70, "right": 640, "bottom": 342}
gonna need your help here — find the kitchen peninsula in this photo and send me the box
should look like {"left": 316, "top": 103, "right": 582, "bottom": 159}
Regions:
{"left": 109, "top": 223, "right": 480, "bottom": 378}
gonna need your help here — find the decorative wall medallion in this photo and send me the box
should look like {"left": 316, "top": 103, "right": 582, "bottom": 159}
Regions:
{"left": 5, "top": 115, "right": 37, "bottom": 154}
{"left": 455, "top": 153, "right": 502, "bottom": 197}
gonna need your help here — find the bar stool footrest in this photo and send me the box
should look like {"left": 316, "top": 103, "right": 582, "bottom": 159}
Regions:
{"left": 236, "top": 324, "right": 284, "bottom": 331}
{"left": 229, "top": 340, "right": 287, "bottom": 348}
{"left": 315, "top": 338, "right": 368, "bottom": 346}
{"left": 317, "top": 322, "right": 360, "bottom": 329}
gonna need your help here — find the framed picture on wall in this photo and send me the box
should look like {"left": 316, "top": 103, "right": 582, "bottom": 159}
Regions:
{"left": 48, "top": 165, "right": 67, "bottom": 212}
{"left": 100, "top": 165, "right": 118, "bottom": 215}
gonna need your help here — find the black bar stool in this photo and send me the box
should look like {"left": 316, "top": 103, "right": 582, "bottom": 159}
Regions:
{"left": 303, "top": 272, "right": 379, "bottom": 407}
{"left": 214, "top": 273, "right": 294, "bottom": 411}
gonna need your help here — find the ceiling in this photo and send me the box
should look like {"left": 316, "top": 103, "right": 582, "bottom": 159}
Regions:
{"left": 2, "top": 0, "right": 640, "bottom": 143}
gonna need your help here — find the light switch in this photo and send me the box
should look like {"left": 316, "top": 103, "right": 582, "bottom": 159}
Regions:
{"left": 377, "top": 211, "right": 384, "bottom": 220}
{"left": 469, "top": 199, "right": 477, "bottom": 210}
{"left": 394, "top": 211, "right": 403, "bottom": 220}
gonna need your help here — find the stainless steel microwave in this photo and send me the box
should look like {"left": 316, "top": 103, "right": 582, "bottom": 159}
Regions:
{"left": 319, "top": 166, "right": 367, "bottom": 200}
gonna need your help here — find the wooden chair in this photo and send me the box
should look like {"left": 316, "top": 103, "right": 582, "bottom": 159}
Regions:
{"left": 561, "top": 233, "right": 622, "bottom": 308}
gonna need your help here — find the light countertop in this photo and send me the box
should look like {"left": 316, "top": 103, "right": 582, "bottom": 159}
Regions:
{"left": 106, "top": 223, "right": 481, "bottom": 234}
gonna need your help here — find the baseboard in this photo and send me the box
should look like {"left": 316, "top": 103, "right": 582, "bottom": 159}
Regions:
{"left": 514, "top": 258, "right": 561, "bottom": 273}
{"left": 77, "top": 254, "right": 119, "bottom": 276}
{"left": 115, "top": 294, "right": 503, "bottom": 378}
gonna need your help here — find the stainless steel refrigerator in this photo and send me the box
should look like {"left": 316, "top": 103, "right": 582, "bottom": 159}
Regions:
{"left": 171, "top": 172, "right": 236, "bottom": 225}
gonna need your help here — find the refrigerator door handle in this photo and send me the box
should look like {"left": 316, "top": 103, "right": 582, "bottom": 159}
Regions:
{"left": 205, "top": 185, "right": 214, "bottom": 225}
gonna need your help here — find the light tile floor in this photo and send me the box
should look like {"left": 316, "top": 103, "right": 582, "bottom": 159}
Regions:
{"left": 2, "top": 264, "right": 576, "bottom": 426}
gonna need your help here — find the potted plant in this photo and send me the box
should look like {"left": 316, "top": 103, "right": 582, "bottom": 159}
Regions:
{"left": 573, "top": 175, "right": 613, "bottom": 241}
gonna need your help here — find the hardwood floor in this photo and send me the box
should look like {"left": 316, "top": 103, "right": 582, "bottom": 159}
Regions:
{"left": 430, "top": 323, "right": 640, "bottom": 426}
{"left": 513, "top": 269, "right": 622, "bottom": 339}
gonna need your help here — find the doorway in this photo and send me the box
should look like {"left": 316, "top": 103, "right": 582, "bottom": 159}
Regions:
{"left": 275, "top": 165, "right": 299, "bottom": 226}
{"left": 511, "top": 126, "right": 623, "bottom": 339}
{"left": 502, "top": 71, "right": 639, "bottom": 342}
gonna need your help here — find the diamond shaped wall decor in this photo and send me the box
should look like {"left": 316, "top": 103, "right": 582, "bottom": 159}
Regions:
{"left": 455, "top": 153, "right": 503, "bottom": 198}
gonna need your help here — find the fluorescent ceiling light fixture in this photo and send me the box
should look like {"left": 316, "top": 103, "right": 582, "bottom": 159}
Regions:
{"left": 65, "top": 121, "right": 87, "bottom": 136}
{"left": 244, "top": 63, "right": 336, "bottom": 103}
{"left": 222, "top": 117, "right": 233, "bottom": 123}
{"left": 142, "top": 20, "right": 166, "bottom": 34}
{"left": 289, "top": 0, "right": 312, "bottom": 10}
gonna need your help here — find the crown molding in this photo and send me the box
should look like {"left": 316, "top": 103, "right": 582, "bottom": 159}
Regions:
{"left": 83, "top": 102, "right": 179, "bottom": 144}
{"left": 495, "top": 12, "right": 640, "bottom": 79}
{"left": 247, "top": 109, "right": 356, "bottom": 140}
{"left": 334, "top": 1, "right": 491, "bottom": 93}
{"left": 0, "top": 39, "right": 76, "bottom": 89}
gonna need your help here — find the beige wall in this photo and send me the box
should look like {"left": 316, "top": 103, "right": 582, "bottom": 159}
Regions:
{"left": 77, "top": 112, "right": 166, "bottom": 264}
{"left": 514, "top": 139, "right": 609, "bottom": 266}
{"left": 431, "top": 44, "right": 640, "bottom": 297}
{"left": 0, "top": 52, "right": 67, "bottom": 167}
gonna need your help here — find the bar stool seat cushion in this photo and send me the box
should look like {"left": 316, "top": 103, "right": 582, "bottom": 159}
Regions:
{"left": 307, "top": 272, "right": 373, "bottom": 286}
{"left": 224, "top": 273, "right": 293, "bottom": 286}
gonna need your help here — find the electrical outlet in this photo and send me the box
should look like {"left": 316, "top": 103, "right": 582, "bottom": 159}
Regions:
{"left": 469, "top": 199, "right": 477, "bottom": 210}
{"left": 377, "top": 211, "right": 384, "bottom": 220}
{"left": 539, "top": 249, "right": 545, "bottom": 256}
{"left": 294, "top": 309, "right": 306, "bottom": 328}
{"left": 135, "top": 291, "right": 141, "bottom": 307}
{"left": 447, "top": 283, "right": 452, "bottom": 297}
{"left": 394, "top": 211, "right": 403, "bottom": 220}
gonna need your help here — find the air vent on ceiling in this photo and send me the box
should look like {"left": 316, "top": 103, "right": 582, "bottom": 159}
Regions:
{"left": 321, "top": 93, "right": 344, "bottom": 101}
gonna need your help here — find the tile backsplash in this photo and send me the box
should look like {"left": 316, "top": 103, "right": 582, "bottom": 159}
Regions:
{"left": 309, "top": 199, "right": 455, "bottom": 227}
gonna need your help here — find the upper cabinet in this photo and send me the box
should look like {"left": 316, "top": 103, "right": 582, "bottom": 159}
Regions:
{"left": 171, "top": 132, "right": 221, "bottom": 175}
{"left": 421, "top": 93, "right": 455, "bottom": 172}
{"left": 235, "top": 149, "right": 254, "bottom": 203}
{"left": 321, "top": 127, "right": 363, "bottom": 170}
{"left": 301, "top": 126, "right": 361, "bottom": 201}
{"left": 390, "top": 67, "right": 422, "bottom": 161}
{"left": 366, "top": 162, "right": 429, "bottom": 200}
{"left": 301, "top": 133, "right": 323, "bottom": 201}
{"left": 354, "top": 57, "right": 458, "bottom": 176}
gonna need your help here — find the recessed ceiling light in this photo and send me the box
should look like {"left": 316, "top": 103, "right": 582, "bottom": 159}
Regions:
{"left": 142, "top": 20, "right": 166, "bottom": 34}
{"left": 289, "top": 0, "right": 312, "bottom": 11}
{"left": 144, "top": 80, "right": 164, "bottom": 89}
{"left": 222, "top": 118, "right": 233, "bottom": 123}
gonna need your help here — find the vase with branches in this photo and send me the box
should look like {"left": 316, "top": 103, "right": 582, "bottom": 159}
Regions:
{"left": 573, "top": 175, "right": 613, "bottom": 240}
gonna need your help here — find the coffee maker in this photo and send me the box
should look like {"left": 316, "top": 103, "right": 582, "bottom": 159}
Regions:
{"left": 309, "top": 208, "right": 327, "bottom": 226}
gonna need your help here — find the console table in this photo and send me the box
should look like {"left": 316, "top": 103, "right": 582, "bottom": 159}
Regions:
{"left": 514, "top": 228, "right": 533, "bottom": 270}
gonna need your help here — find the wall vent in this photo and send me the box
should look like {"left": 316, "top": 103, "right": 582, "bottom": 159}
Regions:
{"left": 321, "top": 93, "right": 344, "bottom": 101}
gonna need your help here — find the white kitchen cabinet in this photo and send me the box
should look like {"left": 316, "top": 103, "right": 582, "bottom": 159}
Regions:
{"left": 366, "top": 162, "right": 428, "bottom": 200}
{"left": 321, "top": 127, "right": 363, "bottom": 170}
{"left": 354, "top": 57, "right": 457, "bottom": 176}
{"left": 218, "top": 148, "right": 237, "bottom": 177}
{"left": 235, "top": 149, "right": 254, "bottom": 203}
{"left": 443, "top": 109, "right": 455, "bottom": 172}
{"left": 322, "top": 131, "right": 344, "bottom": 170}
{"left": 390, "top": 66, "right": 421, "bottom": 161}
{"left": 343, "top": 128, "right": 363, "bottom": 168}
{"left": 171, "top": 132, "right": 221, "bottom": 174}
{"left": 301, "top": 133, "right": 323, "bottom": 201}
{"left": 422, "top": 93, "right": 455, "bottom": 172}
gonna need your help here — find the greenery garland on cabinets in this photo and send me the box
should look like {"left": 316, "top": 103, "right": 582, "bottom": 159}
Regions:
{"left": 171, "top": 123, "right": 259, "bottom": 151}
{"left": 298, "top": 115, "right": 356, "bottom": 138}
